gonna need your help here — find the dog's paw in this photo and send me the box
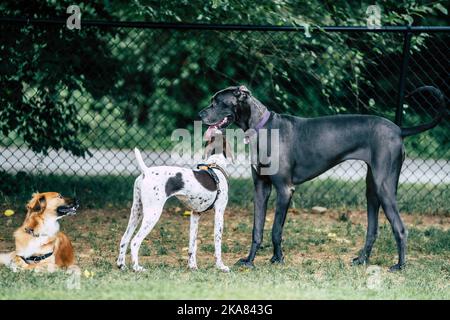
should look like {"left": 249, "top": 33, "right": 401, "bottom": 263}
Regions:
{"left": 351, "top": 256, "right": 368, "bottom": 266}
{"left": 133, "top": 265, "right": 146, "bottom": 272}
{"left": 66, "top": 265, "right": 81, "bottom": 277}
{"left": 46, "top": 264, "right": 57, "bottom": 273}
{"left": 388, "top": 263, "right": 406, "bottom": 272}
{"left": 188, "top": 264, "right": 198, "bottom": 271}
{"left": 270, "top": 255, "right": 285, "bottom": 264}
{"left": 234, "top": 258, "right": 255, "bottom": 269}
{"left": 117, "top": 264, "right": 127, "bottom": 271}
{"left": 217, "top": 265, "right": 230, "bottom": 273}
{"left": 10, "top": 265, "right": 19, "bottom": 273}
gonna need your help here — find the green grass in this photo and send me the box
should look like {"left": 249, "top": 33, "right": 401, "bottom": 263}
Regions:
{"left": 1, "top": 259, "right": 449, "bottom": 299}
{"left": 0, "top": 169, "right": 448, "bottom": 299}
{"left": 1, "top": 171, "right": 448, "bottom": 215}
{"left": 0, "top": 206, "right": 449, "bottom": 300}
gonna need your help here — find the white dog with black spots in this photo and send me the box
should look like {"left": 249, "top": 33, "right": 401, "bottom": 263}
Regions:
{"left": 117, "top": 135, "right": 231, "bottom": 272}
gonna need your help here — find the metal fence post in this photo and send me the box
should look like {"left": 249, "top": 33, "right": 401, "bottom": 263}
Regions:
{"left": 395, "top": 28, "right": 413, "bottom": 126}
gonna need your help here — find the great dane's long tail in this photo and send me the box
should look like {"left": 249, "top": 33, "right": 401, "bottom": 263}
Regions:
{"left": 401, "top": 86, "right": 447, "bottom": 137}
{"left": 134, "top": 148, "right": 148, "bottom": 173}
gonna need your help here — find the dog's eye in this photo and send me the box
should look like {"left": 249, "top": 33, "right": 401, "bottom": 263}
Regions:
{"left": 58, "top": 194, "right": 63, "bottom": 199}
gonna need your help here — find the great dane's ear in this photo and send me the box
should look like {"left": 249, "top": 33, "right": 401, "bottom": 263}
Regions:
{"left": 233, "top": 85, "right": 251, "bottom": 102}
{"left": 26, "top": 193, "right": 47, "bottom": 214}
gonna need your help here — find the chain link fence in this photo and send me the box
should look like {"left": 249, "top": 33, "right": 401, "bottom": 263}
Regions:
{"left": 0, "top": 20, "right": 448, "bottom": 214}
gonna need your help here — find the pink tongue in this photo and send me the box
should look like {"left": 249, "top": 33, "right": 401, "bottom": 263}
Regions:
{"left": 204, "top": 126, "right": 219, "bottom": 141}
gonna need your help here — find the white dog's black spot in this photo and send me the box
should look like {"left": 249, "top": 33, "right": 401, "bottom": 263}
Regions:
{"left": 193, "top": 171, "right": 217, "bottom": 191}
{"left": 165, "top": 172, "right": 184, "bottom": 196}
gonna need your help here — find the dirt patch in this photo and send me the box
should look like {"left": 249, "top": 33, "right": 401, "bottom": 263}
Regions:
{"left": 1, "top": 206, "right": 449, "bottom": 268}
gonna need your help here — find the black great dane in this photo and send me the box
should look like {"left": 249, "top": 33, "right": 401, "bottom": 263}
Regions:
{"left": 199, "top": 85, "right": 446, "bottom": 271}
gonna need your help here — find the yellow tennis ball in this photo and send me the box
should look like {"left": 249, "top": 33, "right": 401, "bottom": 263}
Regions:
{"left": 84, "top": 270, "right": 91, "bottom": 278}
{"left": 183, "top": 210, "right": 192, "bottom": 217}
{"left": 4, "top": 209, "right": 15, "bottom": 217}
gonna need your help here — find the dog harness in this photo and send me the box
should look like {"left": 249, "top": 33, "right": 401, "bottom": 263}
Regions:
{"left": 196, "top": 163, "right": 228, "bottom": 212}
{"left": 20, "top": 252, "right": 53, "bottom": 264}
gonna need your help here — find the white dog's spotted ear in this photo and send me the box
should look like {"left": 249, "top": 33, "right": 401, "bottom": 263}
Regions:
{"left": 234, "top": 85, "right": 251, "bottom": 101}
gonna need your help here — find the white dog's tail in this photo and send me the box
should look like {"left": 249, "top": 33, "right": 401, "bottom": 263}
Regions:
{"left": 134, "top": 148, "right": 148, "bottom": 173}
{"left": 0, "top": 252, "right": 12, "bottom": 266}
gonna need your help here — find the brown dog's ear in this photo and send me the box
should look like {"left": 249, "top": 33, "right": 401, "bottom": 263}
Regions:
{"left": 204, "top": 137, "right": 216, "bottom": 159}
{"left": 26, "top": 193, "right": 47, "bottom": 214}
{"left": 224, "top": 139, "right": 233, "bottom": 162}
{"left": 204, "top": 134, "right": 233, "bottom": 161}
{"left": 233, "top": 85, "right": 250, "bottom": 102}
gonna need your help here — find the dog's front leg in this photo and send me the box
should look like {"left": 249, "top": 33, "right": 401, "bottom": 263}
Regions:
{"left": 11, "top": 255, "right": 29, "bottom": 271}
{"left": 214, "top": 206, "right": 229, "bottom": 272}
{"left": 271, "top": 185, "right": 294, "bottom": 264}
{"left": 236, "top": 176, "right": 272, "bottom": 268}
{"left": 188, "top": 212, "right": 200, "bottom": 270}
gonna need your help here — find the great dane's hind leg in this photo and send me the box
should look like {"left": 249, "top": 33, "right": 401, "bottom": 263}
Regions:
{"left": 270, "top": 184, "right": 294, "bottom": 264}
{"left": 236, "top": 175, "right": 272, "bottom": 268}
{"left": 353, "top": 167, "right": 380, "bottom": 266}
{"left": 380, "top": 193, "right": 407, "bottom": 272}
{"left": 117, "top": 177, "right": 143, "bottom": 270}
{"left": 373, "top": 148, "right": 406, "bottom": 272}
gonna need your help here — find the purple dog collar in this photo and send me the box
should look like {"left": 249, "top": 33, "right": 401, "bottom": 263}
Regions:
{"left": 255, "top": 110, "right": 271, "bottom": 131}
{"left": 244, "top": 110, "right": 271, "bottom": 144}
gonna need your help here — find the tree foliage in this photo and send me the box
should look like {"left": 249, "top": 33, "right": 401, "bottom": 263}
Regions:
{"left": 0, "top": 0, "right": 447, "bottom": 156}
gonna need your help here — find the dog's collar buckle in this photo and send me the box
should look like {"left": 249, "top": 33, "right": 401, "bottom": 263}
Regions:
{"left": 196, "top": 163, "right": 229, "bottom": 181}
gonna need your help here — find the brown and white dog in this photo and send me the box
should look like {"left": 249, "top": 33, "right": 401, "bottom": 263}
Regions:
{"left": 0, "top": 192, "right": 79, "bottom": 272}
